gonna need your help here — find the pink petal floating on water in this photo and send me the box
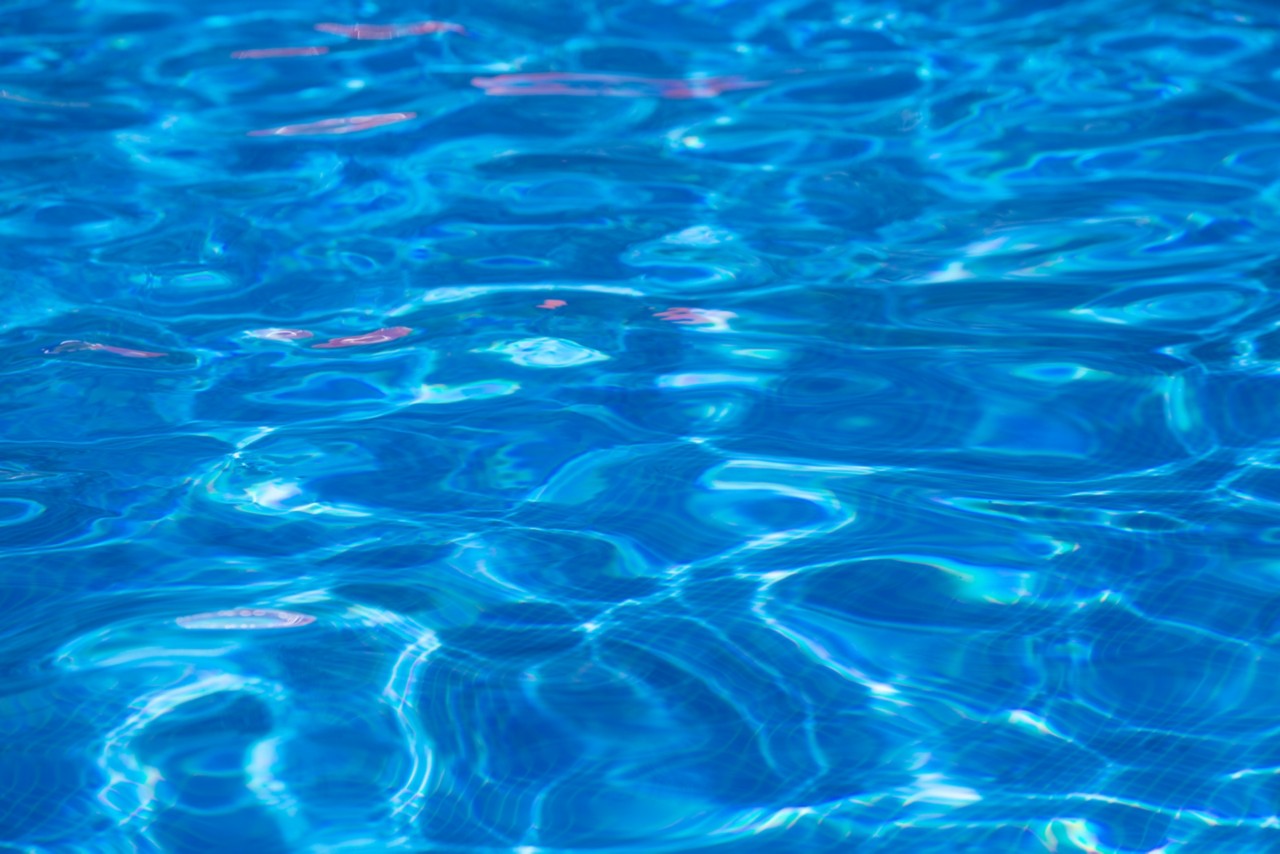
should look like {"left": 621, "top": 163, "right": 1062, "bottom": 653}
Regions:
{"left": 314, "top": 21, "right": 466, "bottom": 39}
{"left": 247, "top": 112, "right": 417, "bottom": 136}
{"left": 231, "top": 46, "right": 330, "bottom": 59}
{"left": 311, "top": 326, "right": 412, "bottom": 349}
{"left": 470, "top": 72, "right": 767, "bottom": 99}
{"left": 45, "top": 340, "right": 167, "bottom": 358}
{"left": 176, "top": 608, "right": 316, "bottom": 630}
{"left": 247, "top": 327, "right": 315, "bottom": 340}
{"left": 537, "top": 299, "right": 567, "bottom": 310}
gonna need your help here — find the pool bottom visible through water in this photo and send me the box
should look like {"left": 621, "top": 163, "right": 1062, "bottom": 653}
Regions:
{"left": 3, "top": 0, "right": 1280, "bottom": 851}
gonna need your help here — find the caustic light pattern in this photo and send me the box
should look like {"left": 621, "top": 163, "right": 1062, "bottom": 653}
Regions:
{"left": 3, "top": 0, "right": 1280, "bottom": 851}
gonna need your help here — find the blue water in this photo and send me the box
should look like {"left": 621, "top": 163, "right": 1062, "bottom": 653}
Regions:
{"left": 3, "top": 0, "right": 1280, "bottom": 850}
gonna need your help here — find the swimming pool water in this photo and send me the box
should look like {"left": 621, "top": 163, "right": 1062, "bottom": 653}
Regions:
{"left": 3, "top": 0, "right": 1280, "bottom": 850}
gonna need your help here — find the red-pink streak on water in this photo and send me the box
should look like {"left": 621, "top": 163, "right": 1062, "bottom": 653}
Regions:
{"left": 655, "top": 307, "right": 719, "bottom": 325}
{"left": 470, "top": 72, "right": 768, "bottom": 98}
{"left": 248, "top": 112, "right": 417, "bottom": 136}
{"left": 314, "top": 21, "right": 466, "bottom": 39}
{"left": 311, "top": 326, "right": 413, "bottom": 349}
{"left": 247, "top": 328, "right": 315, "bottom": 340}
{"left": 537, "top": 299, "right": 567, "bottom": 310}
{"left": 46, "top": 340, "right": 167, "bottom": 358}
{"left": 231, "top": 46, "right": 330, "bottom": 59}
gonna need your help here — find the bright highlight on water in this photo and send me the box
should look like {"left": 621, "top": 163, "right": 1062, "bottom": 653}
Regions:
{"left": 176, "top": 609, "right": 317, "bottom": 630}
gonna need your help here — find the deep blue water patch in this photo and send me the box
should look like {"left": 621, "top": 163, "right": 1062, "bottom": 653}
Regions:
{"left": 3, "top": 0, "right": 1280, "bottom": 850}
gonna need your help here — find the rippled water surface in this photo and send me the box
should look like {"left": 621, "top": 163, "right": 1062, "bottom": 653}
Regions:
{"left": 4, "top": 0, "right": 1280, "bottom": 850}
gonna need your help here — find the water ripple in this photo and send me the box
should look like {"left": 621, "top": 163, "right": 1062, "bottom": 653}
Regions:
{"left": 3, "top": 0, "right": 1280, "bottom": 850}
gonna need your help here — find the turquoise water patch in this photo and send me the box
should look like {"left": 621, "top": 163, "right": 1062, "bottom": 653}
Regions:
{"left": 480, "top": 337, "right": 611, "bottom": 368}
